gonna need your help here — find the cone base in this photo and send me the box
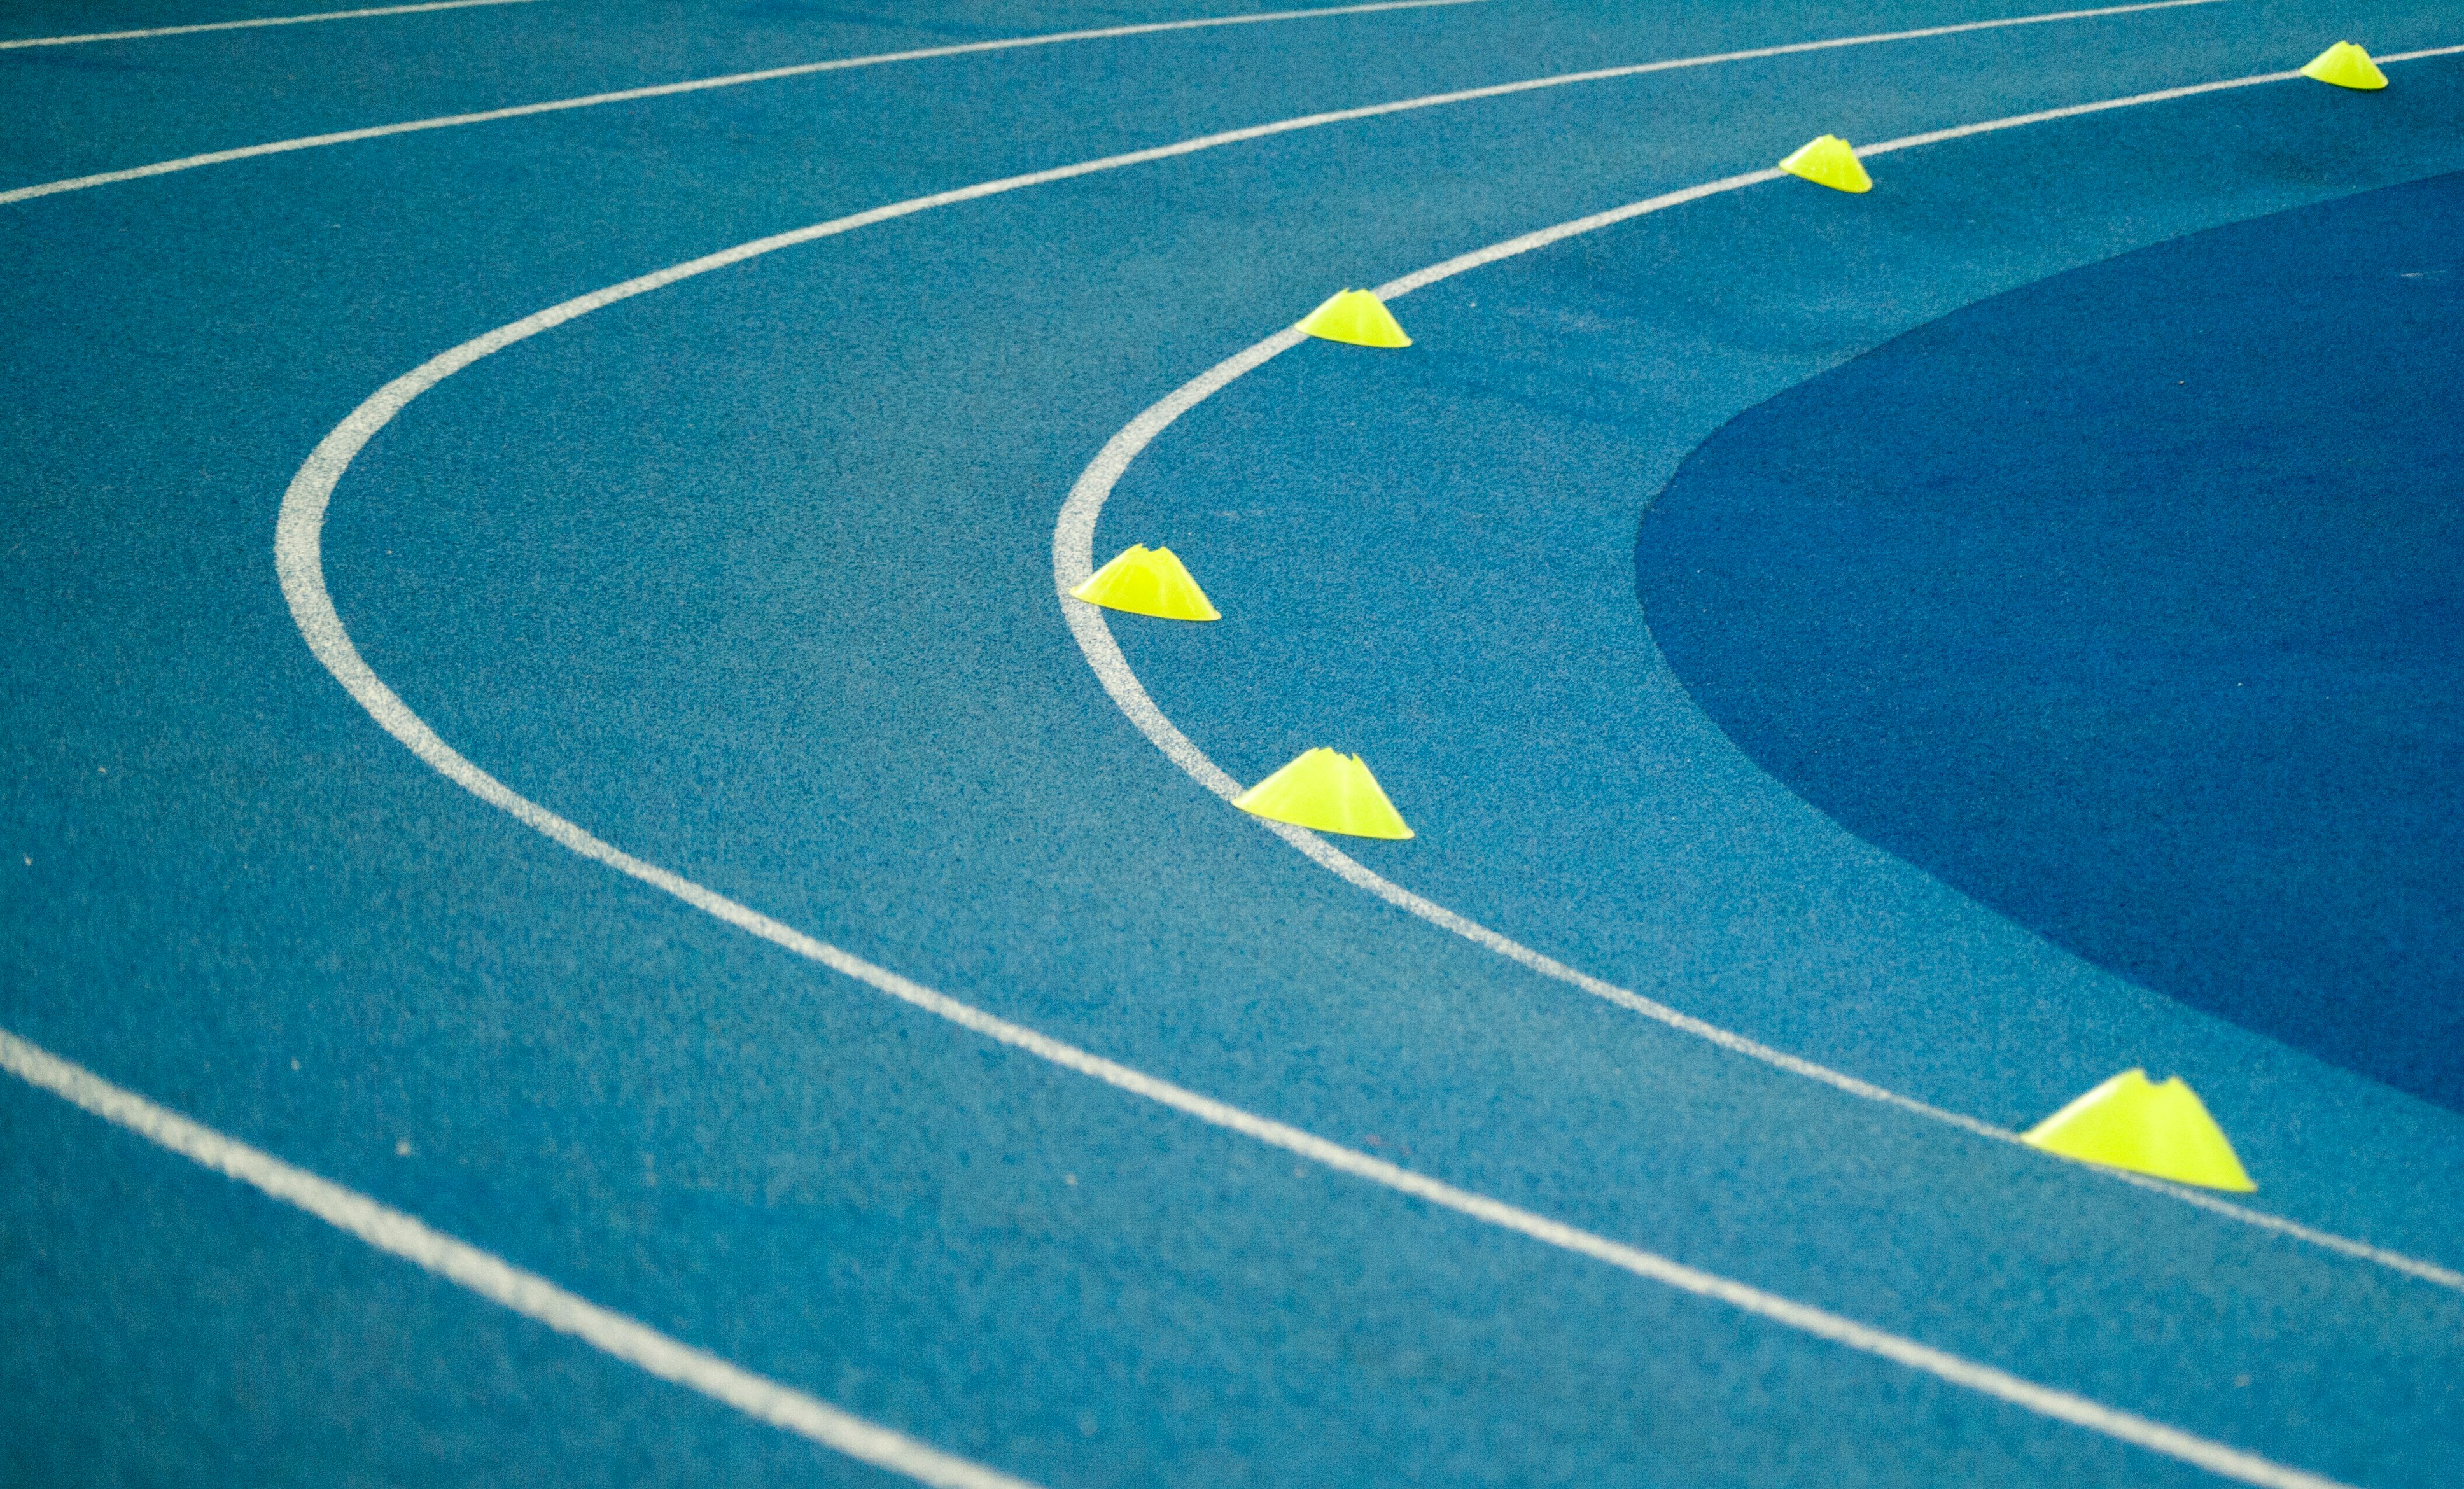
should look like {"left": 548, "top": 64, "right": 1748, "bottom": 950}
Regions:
{"left": 1297, "top": 289, "right": 1412, "bottom": 349}
{"left": 2302, "top": 41, "right": 2388, "bottom": 90}
{"left": 1779, "top": 134, "right": 1873, "bottom": 193}
{"left": 1070, "top": 544, "right": 1220, "bottom": 622}
{"left": 2022, "top": 1070, "right": 2257, "bottom": 1192}
{"left": 1233, "top": 748, "right": 1413, "bottom": 839}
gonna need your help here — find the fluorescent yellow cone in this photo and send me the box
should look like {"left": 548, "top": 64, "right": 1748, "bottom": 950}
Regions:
{"left": 1070, "top": 543, "right": 1220, "bottom": 621}
{"left": 1297, "top": 288, "right": 1411, "bottom": 348}
{"left": 1234, "top": 748, "right": 1413, "bottom": 839}
{"left": 2301, "top": 40, "right": 2387, "bottom": 90}
{"left": 2022, "top": 1069, "right": 2256, "bottom": 1192}
{"left": 1778, "top": 134, "right": 1872, "bottom": 193}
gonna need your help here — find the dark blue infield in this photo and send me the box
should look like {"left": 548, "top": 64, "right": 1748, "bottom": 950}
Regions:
{"left": 1638, "top": 170, "right": 2464, "bottom": 1113}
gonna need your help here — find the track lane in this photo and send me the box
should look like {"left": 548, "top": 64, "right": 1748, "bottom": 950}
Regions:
{"left": 1053, "top": 44, "right": 2464, "bottom": 1296}
{"left": 0, "top": 0, "right": 542, "bottom": 51}
{"left": 259, "top": 29, "right": 2459, "bottom": 1489}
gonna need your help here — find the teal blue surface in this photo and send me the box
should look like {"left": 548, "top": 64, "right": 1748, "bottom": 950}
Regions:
{"left": 4, "top": 2, "right": 2463, "bottom": 1485}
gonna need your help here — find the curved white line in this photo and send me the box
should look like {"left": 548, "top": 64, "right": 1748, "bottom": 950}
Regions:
{"left": 274, "top": 481, "right": 2363, "bottom": 1489}
{"left": 0, "top": 0, "right": 538, "bottom": 50}
{"left": 4, "top": 998, "right": 2360, "bottom": 1489}
{"left": 0, "top": 1026, "right": 1043, "bottom": 1489}
{"left": 0, "top": 0, "right": 1481, "bottom": 207}
{"left": 256, "top": 29, "right": 2455, "bottom": 1486}
{"left": 1053, "top": 49, "right": 2464, "bottom": 1297}
{"left": 0, "top": 0, "right": 2225, "bottom": 208}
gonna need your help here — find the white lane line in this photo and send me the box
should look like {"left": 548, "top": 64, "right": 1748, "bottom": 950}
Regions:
{"left": 1051, "top": 50, "right": 2464, "bottom": 1297}
{"left": 256, "top": 36, "right": 2430, "bottom": 1489}
{"left": 0, "top": 0, "right": 540, "bottom": 50}
{"left": 259, "top": 529, "right": 2366, "bottom": 1489}
{"left": 2, "top": 1015, "right": 2356, "bottom": 1489}
{"left": 0, "top": 1026, "right": 1042, "bottom": 1489}
{"left": 0, "top": 0, "right": 2226, "bottom": 208}
{"left": 0, "top": 0, "right": 1485, "bottom": 207}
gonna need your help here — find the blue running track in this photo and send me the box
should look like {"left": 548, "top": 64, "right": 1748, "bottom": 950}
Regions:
{"left": 4, "top": 2, "right": 2462, "bottom": 1486}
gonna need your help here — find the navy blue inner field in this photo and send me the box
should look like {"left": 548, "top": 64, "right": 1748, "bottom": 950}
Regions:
{"left": 1638, "top": 170, "right": 2464, "bottom": 1113}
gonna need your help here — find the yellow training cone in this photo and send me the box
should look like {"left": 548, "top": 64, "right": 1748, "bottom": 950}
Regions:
{"left": 1297, "top": 288, "right": 1411, "bottom": 348}
{"left": 1779, "top": 134, "right": 1872, "bottom": 193}
{"left": 1070, "top": 543, "right": 1220, "bottom": 621}
{"left": 1234, "top": 748, "right": 1413, "bottom": 839}
{"left": 2301, "top": 40, "right": 2387, "bottom": 90}
{"left": 2022, "top": 1069, "right": 2256, "bottom": 1192}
